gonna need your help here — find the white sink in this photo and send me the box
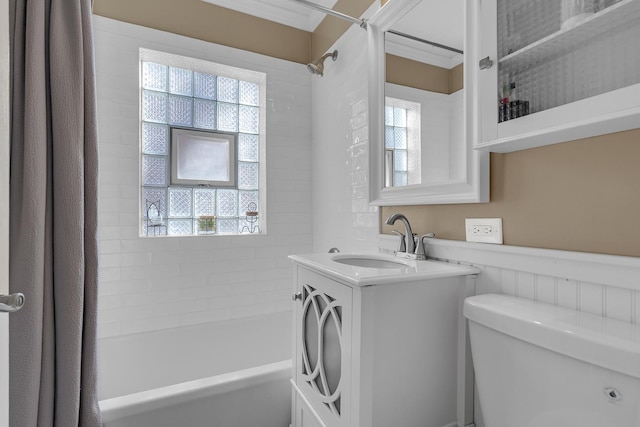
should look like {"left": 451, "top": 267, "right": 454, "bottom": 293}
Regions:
{"left": 289, "top": 252, "right": 480, "bottom": 287}
{"left": 331, "top": 254, "right": 408, "bottom": 269}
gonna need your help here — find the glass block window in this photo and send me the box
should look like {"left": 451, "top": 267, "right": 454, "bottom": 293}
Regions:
{"left": 140, "top": 49, "right": 265, "bottom": 237}
{"left": 385, "top": 106, "right": 409, "bottom": 187}
{"left": 384, "top": 96, "right": 421, "bottom": 188}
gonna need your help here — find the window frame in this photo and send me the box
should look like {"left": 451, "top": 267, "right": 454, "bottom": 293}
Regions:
{"left": 169, "top": 127, "right": 238, "bottom": 187}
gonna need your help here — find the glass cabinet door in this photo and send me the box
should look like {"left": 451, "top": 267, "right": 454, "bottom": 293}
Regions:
{"left": 475, "top": 0, "right": 640, "bottom": 151}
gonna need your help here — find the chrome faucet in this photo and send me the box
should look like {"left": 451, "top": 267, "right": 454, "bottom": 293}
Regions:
{"left": 385, "top": 213, "right": 415, "bottom": 253}
{"left": 385, "top": 213, "right": 435, "bottom": 260}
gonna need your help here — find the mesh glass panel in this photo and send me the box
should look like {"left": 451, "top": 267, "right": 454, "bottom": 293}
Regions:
{"left": 239, "top": 81, "right": 259, "bottom": 106}
{"left": 142, "top": 90, "right": 167, "bottom": 123}
{"left": 393, "top": 107, "right": 407, "bottom": 127}
{"left": 194, "top": 188, "right": 216, "bottom": 216}
{"left": 168, "top": 95, "right": 193, "bottom": 126}
{"left": 168, "top": 219, "right": 193, "bottom": 235}
{"left": 142, "top": 156, "right": 167, "bottom": 186}
{"left": 217, "top": 102, "right": 238, "bottom": 132}
{"left": 194, "top": 72, "right": 217, "bottom": 100}
{"left": 142, "top": 122, "right": 169, "bottom": 155}
{"left": 217, "top": 76, "right": 238, "bottom": 103}
{"left": 239, "top": 190, "right": 259, "bottom": 213}
{"left": 385, "top": 106, "right": 394, "bottom": 126}
{"left": 193, "top": 99, "right": 217, "bottom": 130}
{"left": 142, "top": 62, "right": 167, "bottom": 92}
{"left": 238, "top": 105, "right": 259, "bottom": 134}
{"left": 495, "top": 0, "right": 640, "bottom": 117}
{"left": 394, "top": 128, "right": 407, "bottom": 149}
{"left": 216, "top": 189, "right": 238, "bottom": 217}
{"left": 394, "top": 172, "right": 408, "bottom": 186}
{"left": 394, "top": 150, "right": 408, "bottom": 172}
{"left": 169, "top": 187, "right": 193, "bottom": 217}
{"left": 217, "top": 219, "right": 239, "bottom": 234}
{"left": 238, "top": 162, "right": 259, "bottom": 190}
{"left": 169, "top": 67, "right": 193, "bottom": 96}
{"left": 385, "top": 126, "right": 394, "bottom": 149}
{"left": 497, "top": 0, "right": 561, "bottom": 57}
{"left": 238, "top": 134, "right": 259, "bottom": 162}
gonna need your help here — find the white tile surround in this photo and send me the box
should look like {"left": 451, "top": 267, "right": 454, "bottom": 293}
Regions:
{"left": 380, "top": 235, "right": 640, "bottom": 323}
{"left": 93, "top": 16, "right": 313, "bottom": 338}
{"left": 311, "top": 14, "right": 380, "bottom": 254}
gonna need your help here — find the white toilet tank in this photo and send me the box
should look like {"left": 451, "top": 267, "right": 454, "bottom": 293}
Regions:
{"left": 464, "top": 294, "right": 640, "bottom": 427}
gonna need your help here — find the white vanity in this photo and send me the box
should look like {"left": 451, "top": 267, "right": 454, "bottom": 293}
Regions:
{"left": 288, "top": 253, "right": 478, "bottom": 427}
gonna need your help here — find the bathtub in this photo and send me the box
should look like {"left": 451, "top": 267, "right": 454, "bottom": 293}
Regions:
{"left": 98, "top": 312, "right": 292, "bottom": 427}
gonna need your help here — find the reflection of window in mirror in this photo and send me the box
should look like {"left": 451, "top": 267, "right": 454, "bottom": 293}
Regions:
{"left": 384, "top": 97, "right": 421, "bottom": 187}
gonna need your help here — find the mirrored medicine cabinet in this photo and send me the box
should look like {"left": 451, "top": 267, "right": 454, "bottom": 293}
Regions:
{"left": 367, "top": 0, "right": 489, "bottom": 205}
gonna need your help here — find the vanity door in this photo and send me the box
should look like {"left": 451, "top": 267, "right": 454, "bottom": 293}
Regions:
{"left": 293, "top": 267, "right": 352, "bottom": 427}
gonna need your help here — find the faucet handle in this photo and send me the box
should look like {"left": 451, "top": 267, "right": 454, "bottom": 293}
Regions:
{"left": 414, "top": 233, "right": 436, "bottom": 259}
{"left": 391, "top": 230, "right": 406, "bottom": 253}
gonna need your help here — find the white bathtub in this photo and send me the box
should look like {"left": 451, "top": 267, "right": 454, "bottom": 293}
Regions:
{"left": 98, "top": 312, "right": 292, "bottom": 427}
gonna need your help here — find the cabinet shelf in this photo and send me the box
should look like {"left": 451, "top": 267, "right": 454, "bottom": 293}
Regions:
{"left": 499, "top": 0, "right": 640, "bottom": 70}
{"left": 475, "top": 82, "right": 640, "bottom": 152}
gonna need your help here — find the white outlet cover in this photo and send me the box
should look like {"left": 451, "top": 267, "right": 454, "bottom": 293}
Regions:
{"left": 465, "top": 218, "right": 503, "bottom": 244}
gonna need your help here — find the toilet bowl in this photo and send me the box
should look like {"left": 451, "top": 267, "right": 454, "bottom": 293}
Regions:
{"left": 464, "top": 294, "right": 640, "bottom": 427}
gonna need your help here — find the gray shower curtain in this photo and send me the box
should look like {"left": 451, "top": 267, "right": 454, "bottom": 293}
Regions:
{"left": 9, "top": 0, "right": 102, "bottom": 425}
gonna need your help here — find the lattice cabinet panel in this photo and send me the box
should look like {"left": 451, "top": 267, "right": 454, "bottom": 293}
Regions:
{"left": 293, "top": 268, "right": 352, "bottom": 427}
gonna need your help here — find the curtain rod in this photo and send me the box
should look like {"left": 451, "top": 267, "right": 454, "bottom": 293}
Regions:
{"left": 292, "top": 0, "right": 367, "bottom": 27}
{"left": 387, "top": 30, "right": 463, "bottom": 55}
{"left": 292, "top": 0, "right": 463, "bottom": 55}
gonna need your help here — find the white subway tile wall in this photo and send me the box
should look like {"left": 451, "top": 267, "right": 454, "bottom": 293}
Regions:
{"left": 311, "top": 22, "right": 379, "bottom": 254}
{"left": 93, "top": 16, "right": 312, "bottom": 338}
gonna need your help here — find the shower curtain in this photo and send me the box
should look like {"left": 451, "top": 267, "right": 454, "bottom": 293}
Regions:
{"left": 9, "top": 0, "right": 102, "bottom": 425}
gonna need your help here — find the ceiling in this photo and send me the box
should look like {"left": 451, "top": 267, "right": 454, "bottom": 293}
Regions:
{"left": 390, "top": 0, "right": 464, "bottom": 51}
{"left": 201, "top": 0, "right": 464, "bottom": 67}
{"left": 385, "top": 0, "right": 464, "bottom": 68}
{"left": 202, "top": 0, "right": 339, "bottom": 32}
{"left": 202, "top": 0, "right": 463, "bottom": 50}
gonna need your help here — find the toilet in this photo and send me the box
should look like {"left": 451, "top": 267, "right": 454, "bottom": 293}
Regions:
{"left": 464, "top": 294, "right": 640, "bottom": 427}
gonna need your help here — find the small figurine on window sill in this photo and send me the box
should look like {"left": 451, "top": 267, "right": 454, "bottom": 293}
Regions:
{"left": 241, "top": 202, "right": 261, "bottom": 234}
{"left": 145, "top": 200, "right": 165, "bottom": 236}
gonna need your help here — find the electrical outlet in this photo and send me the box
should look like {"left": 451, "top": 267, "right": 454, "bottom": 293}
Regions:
{"left": 465, "top": 218, "right": 503, "bottom": 244}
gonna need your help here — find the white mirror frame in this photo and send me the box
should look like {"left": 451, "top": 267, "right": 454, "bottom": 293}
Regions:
{"left": 367, "top": 0, "right": 489, "bottom": 206}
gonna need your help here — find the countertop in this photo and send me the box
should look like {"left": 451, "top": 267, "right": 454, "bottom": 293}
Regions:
{"left": 288, "top": 252, "right": 480, "bottom": 287}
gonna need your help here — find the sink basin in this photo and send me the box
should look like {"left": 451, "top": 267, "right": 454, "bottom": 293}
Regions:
{"left": 332, "top": 255, "right": 408, "bottom": 269}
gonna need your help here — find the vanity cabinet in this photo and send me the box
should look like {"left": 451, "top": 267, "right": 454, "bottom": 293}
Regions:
{"left": 471, "top": 0, "right": 640, "bottom": 152}
{"left": 289, "top": 259, "right": 477, "bottom": 427}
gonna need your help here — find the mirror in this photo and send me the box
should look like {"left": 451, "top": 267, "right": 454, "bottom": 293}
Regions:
{"left": 367, "top": 0, "right": 489, "bottom": 205}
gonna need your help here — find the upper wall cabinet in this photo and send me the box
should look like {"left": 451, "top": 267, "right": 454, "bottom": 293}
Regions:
{"left": 471, "top": 0, "right": 640, "bottom": 153}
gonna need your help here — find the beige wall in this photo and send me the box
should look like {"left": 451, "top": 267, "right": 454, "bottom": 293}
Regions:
{"left": 385, "top": 57, "right": 463, "bottom": 94}
{"left": 93, "top": 1, "right": 640, "bottom": 258}
{"left": 449, "top": 63, "right": 463, "bottom": 93}
{"left": 382, "top": 128, "right": 640, "bottom": 258}
{"left": 93, "top": 0, "right": 374, "bottom": 65}
{"left": 386, "top": 54, "right": 450, "bottom": 94}
{"left": 92, "top": 0, "right": 312, "bottom": 64}
{"left": 311, "top": 0, "right": 373, "bottom": 60}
